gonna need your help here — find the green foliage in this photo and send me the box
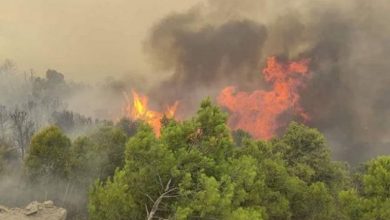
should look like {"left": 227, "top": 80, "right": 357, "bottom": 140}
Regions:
{"left": 363, "top": 156, "right": 390, "bottom": 199}
{"left": 339, "top": 156, "right": 390, "bottom": 220}
{"left": 115, "top": 118, "right": 138, "bottom": 137}
{"left": 21, "top": 99, "right": 388, "bottom": 220}
{"left": 232, "top": 129, "right": 252, "bottom": 147}
{"left": 71, "top": 125, "right": 127, "bottom": 181}
{"left": 88, "top": 170, "right": 136, "bottom": 220}
{"left": 280, "top": 122, "right": 350, "bottom": 191}
{"left": 22, "top": 124, "right": 128, "bottom": 219}
{"left": 88, "top": 99, "right": 353, "bottom": 220}
{"left": 25, "top": 126, "right": 71, "bottom": 181}
{"left": 228, "top": 208, "right": 264, "bottom": 220}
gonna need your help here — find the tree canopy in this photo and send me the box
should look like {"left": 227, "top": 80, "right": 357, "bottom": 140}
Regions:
{"left": 88, "top": 99, "right": 358, "bottom": 220}
{"left": 1, "top": 98, "right": 388, "bottom": 220}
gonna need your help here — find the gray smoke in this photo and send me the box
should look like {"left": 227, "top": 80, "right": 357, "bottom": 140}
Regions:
{"left": 145, "top": 8, "right": 267, "bottom": 115}
{"left": 145, "top": 0, "right": 390, "bottom": 163}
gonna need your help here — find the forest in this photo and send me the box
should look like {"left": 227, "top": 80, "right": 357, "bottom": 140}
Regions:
{"left": 0, "top": 63, "right": 389, "bottom": 219}
{"left": 1, "top": 0, "right": 390, "bottom": 219}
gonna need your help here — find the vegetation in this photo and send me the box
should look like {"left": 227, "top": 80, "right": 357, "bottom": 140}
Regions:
{"left": 26, "top": 126, "right": 72, "bottom": 181}
{"left": 87, "top": 99, "right": 389, "bottom": 220}
{"left": 0, "top": 98, "right": 389, "bottom": 219}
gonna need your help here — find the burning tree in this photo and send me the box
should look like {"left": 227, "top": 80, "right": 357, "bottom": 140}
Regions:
{"left": 120, "top": 56, "right": 310, "bottom": 141}
{"left": 123, "top": 90, "right": 178, "bottom": 136}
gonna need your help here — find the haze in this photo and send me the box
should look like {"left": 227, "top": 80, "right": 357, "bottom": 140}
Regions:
{"left": 0, "top": 0, "right": 203, "bottom": 82}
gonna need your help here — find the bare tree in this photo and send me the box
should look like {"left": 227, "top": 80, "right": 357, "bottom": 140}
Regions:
{"left": 0, "top": 105, "right": 8, "bottom": 139}
{"left": 145, "top": 178, "right": 178, "bottom": 220}
{"left": 10, "top": 108, "right": 35, "bottom": 159}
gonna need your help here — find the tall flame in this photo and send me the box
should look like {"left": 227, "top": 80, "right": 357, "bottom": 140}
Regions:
{"left": 218, "top": 56, "right": 310, "bottom": 139}
{"left": 123, "top": 90, "right": 178, "bottom": 136}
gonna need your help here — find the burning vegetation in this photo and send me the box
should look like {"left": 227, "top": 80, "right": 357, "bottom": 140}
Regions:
{"left": 122, "top": 56, "right": 310, "bottom": 140}
{"left": 218, "top": 56, "right": 310, "bottom": 139}
{"left": 123, "top": 90, "right": 178, "bottom": 136}
{"left": 0, "top": 0, "right": 390, "bottom": 220}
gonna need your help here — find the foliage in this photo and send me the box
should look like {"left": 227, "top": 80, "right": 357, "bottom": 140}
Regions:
{"left": 115, "top": 118, "right": 139, "bottom": 137}
{"left": 22, "top": 123, "right": 129, "bottom": 219}
{"left": 1, "top": 97, "right": 387, "bottom": 220}
{"left": 88, "top": 99, "right": 352, "bottom": 220}
{"left": 52, "top": 110, "right": 94, "bottom": 134}
{"left": 88, "top": 171, "right": 136, "bottom": 220}
{"left": 75, "top": 125, "right": 127, "bottom": 180}
{"left": 339, "top": 156, "right": 390, "bottom": 220}
{"left": 25, "top": 126, "right": 71, "bottom": 181}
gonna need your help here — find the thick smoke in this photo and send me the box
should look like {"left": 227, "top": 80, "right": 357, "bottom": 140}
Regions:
{"left": 145, "top": 8, "right": 267, "bottom": 114}
{"left": 145, "top": 0, "right": 390, "bottom": 163}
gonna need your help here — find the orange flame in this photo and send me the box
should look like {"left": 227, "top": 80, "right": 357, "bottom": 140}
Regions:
{"left": 218, "top": 56, "right": 310, "bottom": 140}
{"left": 123, "top": 90, "right": 178, "bottom": 136}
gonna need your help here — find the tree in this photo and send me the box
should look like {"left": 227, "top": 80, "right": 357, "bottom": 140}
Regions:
{"left": 61, "top": 124, "right": 129, "bottom": 219}
{"left": 340, "top": 156, "right": 390, "bottom": 220}
{"left": 274, "top": 122, "right": 350, "bottom": 219}
{"left": 145, "top": 179, "right": 178, "bottom": 220}
{"left": 115, "top": 118, "right": 138, "bottom": 137}
{"left": 0, "top": 105, "right": 9, "bottom": 138}
{"left": 89, "top": 100, "right": 260, "bottom": 219}
{"left": 10, "top": 108, "right": 35, "bottom": 159}
{"left": 87, "top": 125, "right": 127, "bottom": 179}
{"left": 229, "top": 208, "right": 264, "bottom": 220}
{"left": 52, "top": 111, "right": 75, "bottom": 132}
{"left": 89, "top": 170, "right": 136, "bottom": 220}
{"left": 52, "top": 110, "right": 94, "bottom": 134}
{"left": 0, "top": 139, "right": 17, "bottom": 173}
{"left": 363, "top": 156, "right": 390, "bottom": 199}
{"left": 69, "top": 124, "right": 128, "bottom": 184}
{"left": 89, "top": 124, "right": 170, "bottom": 220}
{"left": 25, "top": 126, "right": 71, "bottom": 181}
{"left": 279, "top": 122, "right": 349, "bottom": 191}
{"left": 232, "top": 129, "right": 251, "bottom": 147}
{"left": 69, "top": 137, "right": 96, "bottom": 185}
{"left": 88, "top": 100, "right": 352, "bottom": 220}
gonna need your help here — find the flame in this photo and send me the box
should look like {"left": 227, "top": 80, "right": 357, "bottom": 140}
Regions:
{"left": 218, "top": 56, "right": 310, "bottom": 140}
{"left": 123, "top": 90, "right": 178, "bottom": 136}
{"left": 165, "top": 101, "right": 179, "bottom": 119}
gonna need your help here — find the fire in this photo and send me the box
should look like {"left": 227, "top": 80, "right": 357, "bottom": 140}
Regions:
{"left": 123, "top": 90, "right": 178, "bottom": 136}
{"left": 218, "top": 56, "right": 310, "bottom": 140}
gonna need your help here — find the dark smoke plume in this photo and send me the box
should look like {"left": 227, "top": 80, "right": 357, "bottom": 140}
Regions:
{"left": 145, "top": 0, "right": 390, "bottom": 163}
{"left": 145, "top": 8, "right": 267, "bottom": 114}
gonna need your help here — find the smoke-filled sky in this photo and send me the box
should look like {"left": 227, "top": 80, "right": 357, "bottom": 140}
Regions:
{"left": 1, "top": 0, "right": 389, "bottom": 163}
{"left": 0, "top": 0, "right": 204, "bottom": 81}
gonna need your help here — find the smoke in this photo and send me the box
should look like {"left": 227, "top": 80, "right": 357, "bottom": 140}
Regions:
{"left": 0, "top": 2, "right": 388, "bottom": 216}
{"left": 144, "top": 0, "right": 390, "bottom": 163}
{"left": 0, "top": 0, "right": 388, "bottom": 163}
{"left": 144, "top": 7, "right": 266, "bottom": 115}
{"left": 0, "top": 166, "right": 90, "bottom": 219}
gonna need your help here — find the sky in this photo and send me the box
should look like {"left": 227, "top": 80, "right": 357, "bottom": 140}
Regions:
{"left": 0, "top": 0, "right": 203, "bottom": 82}
{"left": 1, "top": 0, "right": 389, "bottom": 162}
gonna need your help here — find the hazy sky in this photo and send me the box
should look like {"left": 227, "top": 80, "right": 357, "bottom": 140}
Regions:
{"left": 0, "top": 0, "right": 203, "bottom": 81}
